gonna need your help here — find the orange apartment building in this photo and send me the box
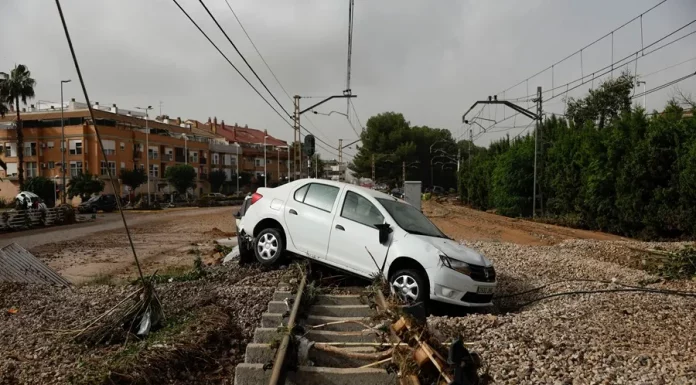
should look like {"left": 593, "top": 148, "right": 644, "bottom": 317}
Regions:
{"left": 0, "top": 101, "right": 213, "bottom": 202}
{"left": 0, "top": 99, "right": 297, "bottom": 202}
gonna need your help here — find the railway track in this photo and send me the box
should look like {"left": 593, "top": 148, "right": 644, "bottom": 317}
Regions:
{"left": 234, "top": 274, "right": 397, "bottom": 385}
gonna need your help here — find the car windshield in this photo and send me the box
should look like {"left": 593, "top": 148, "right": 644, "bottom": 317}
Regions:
{"left": 376, "top": 198, "right": 447, "bottom": 238}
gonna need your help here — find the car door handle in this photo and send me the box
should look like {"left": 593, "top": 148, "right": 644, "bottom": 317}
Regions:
{"left": 335, "top": 224, "right": 345, "bottom": 231}
{"left": 289, "top": 209, "right": 298, "bottom": 215}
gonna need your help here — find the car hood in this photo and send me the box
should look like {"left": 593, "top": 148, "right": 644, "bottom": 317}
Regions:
{"left": 411, "top": 235, "right": 492, "bottom": 267}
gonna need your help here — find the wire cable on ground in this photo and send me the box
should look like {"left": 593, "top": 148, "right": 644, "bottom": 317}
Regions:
{"left": 54, "top": 0, "right": 145, "bottom": 283}
{"left": 495, "top": 278, "right": 696, "bottom": 299}
{"left": 517, "top": 288, "right": 696, "bottom": 309}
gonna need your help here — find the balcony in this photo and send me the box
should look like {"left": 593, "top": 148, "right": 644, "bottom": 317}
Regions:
{"left": 163, "top": 154, "right": 173, "bottom": 161}
{"left": 200, "top": 157, "right": 207, "bottom": 165}
{"left": 175, "top": 155, "right": 186, "bottom": 163}
{"left": 148, "top": 153, "right": 159, "bottom": 160}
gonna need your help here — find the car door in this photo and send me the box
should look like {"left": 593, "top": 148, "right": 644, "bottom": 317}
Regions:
{"left": 283, "top": 182, "right": 342, "bottom": 260}
{"left": 327, "top": 190, "right": 390, "bottom": 276}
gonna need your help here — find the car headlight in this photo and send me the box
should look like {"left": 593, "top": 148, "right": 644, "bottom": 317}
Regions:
{"left": 439, "top": 255, "right": 471, "bottom": 276}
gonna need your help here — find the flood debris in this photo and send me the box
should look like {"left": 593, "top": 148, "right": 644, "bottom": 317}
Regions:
{"left": 0, "top": 243, "right": 70, "bottom": 287}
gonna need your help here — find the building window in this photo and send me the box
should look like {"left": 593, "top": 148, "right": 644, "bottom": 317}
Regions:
{"left": 100, "top": 161, "right": 116, "bottom": 176}
{"left": 48, "top": 161, "right": 55, "bottom": 169}
{"left": 47, "top": 141, "right": 55, "bottom": 149}
{"left": 69, "top": 139, "right": 83, "bottom": 155}
{"left": 149, "top": 164, "right": 159, "bottom": 178}
{"left": 4, "top": 143, "right": 12, "bottom": 157}
{"left": 70, "top": 161, "right": 83, "bottom": 176}
{"left": 148, "top": 147, "right": 159, "bottom": 160}
{"left": 213, "top": 153, "right": 219, "bottom": 165}
{"left": 255, "top": 158, "right": 262, "bottom": 167}
{"left": 102, "top": 140, "right": 116, "bottom": 155}
{"left": 25, "top": 162, "right": 38, "bottom": 178}
{"left": 24, "top": 142, "right": 37, "bottom": 156}
{"left": 120, "top": 142, "right": 125, "bottom": 151}
{"left": 120, "top": 162, "right": 126, "bottom": 170}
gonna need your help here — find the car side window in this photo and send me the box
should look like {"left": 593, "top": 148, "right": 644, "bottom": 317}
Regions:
{"left": 301, "top": 183, "right": 340, "bottom": 212}
{"left": 294, "top": 184, "right": 309, "bottom": 202}
{"left": 341, "top": 191, "right": 384, "bottom": 228}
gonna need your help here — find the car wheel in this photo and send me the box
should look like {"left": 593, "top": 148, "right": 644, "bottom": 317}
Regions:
{"left": 390, "top": 268, "right": 428, "bottom": 305}
{"left": 237, "top": 232, "right": 255, "bottom": 264}
{"left": 254, "top": 228, "right": 285, "bottom": 266}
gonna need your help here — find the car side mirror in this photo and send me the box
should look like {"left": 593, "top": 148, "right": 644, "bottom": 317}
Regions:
{"left": 234, "top": 211, "right": 241, "bottom": 219}
{"left": 375, "top": 223, "right": 392, "bottom": 245}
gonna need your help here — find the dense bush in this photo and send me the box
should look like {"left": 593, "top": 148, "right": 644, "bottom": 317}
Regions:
{"left": 458, "top": 75, "right": 696, "bottom": 240}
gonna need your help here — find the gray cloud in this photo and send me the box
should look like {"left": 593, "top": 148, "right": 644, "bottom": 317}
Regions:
{"left": 1, "top": 0, "right": 694, "bottom": 159}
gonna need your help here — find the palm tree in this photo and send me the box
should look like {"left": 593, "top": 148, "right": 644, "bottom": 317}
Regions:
{"left": 0, "top": 65, "right": 37, "bottom": 188}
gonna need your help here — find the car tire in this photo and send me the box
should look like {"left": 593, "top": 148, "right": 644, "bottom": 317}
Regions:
{"left": 253, "top": 227, "right": 285, "bottom": 266}
{"left": 389, "top": 268, "right": 428, "bottom": 305}
{"left": 237, "top": 232, "right": 255, "bottom": 264}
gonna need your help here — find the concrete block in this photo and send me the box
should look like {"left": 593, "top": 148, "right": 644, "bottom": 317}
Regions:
{"left": 244, "top": 343, "right": 276, "bottom": 364}
{"left": 306, "top": 330, "right": 379, "bottom": 343}
{"left": 305, "top": 315, "right": 370, "bottom": 331}
{"left": 315, "top": 295, "right": 365, "bottom": 306}
{"left": 252, "top": 327, "right": 285, "bottom": 344}
{"left": 234, "top": 364, "right": 396, "bottom": 385}
{"left": 261, "top": 313, "right": 286, "bottom": 328}
{"left": 244, "top": 343, "right": 375, "bottom": 367}
{"left": 272, "top": 291, "right": 293, "bottom": 301}
{"left": 267, "top": 301, "right": 291, "bottom": 314}
{"left": 310, "top": 305, "right": 373, "bottom": 318}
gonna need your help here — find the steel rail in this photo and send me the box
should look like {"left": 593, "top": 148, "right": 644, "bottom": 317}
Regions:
{"left": 268, "top": 274, "right": 307, "bottom": 385}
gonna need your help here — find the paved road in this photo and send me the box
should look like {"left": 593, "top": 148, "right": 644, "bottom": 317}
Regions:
{"left": 0, "top": 207, "right": 230, "bottom": 250}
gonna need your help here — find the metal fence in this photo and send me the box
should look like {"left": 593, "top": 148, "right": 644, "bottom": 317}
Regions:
{"left": 0, "top": 207, "right": 68, "bottom": 231}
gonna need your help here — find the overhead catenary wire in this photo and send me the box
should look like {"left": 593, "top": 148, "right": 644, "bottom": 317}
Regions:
{"left": 496, "top": 0, "right": 668, "bottom": 96}
{"left": 172, "top": 0, "right": 337, "bottom": 154}
{"left": 221, "top": 0, "right": 335, "bottom": 147}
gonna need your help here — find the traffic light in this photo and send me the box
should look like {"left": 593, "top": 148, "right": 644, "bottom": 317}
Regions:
{"left": 304, "top": 135, "right": 315, "bottom": 157}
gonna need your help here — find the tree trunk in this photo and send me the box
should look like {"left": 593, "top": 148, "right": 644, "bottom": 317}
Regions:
{"left": 16, "top": 96, "right": 24, "bottom": 189}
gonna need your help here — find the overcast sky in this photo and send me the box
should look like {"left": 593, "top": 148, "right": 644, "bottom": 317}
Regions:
{"left": 1, "top": 0, "right": 695, "bottom": 159}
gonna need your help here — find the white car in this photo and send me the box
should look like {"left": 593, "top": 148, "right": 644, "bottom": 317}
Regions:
{"left": 237, "top": 179, "right": 496, "bottom": 307}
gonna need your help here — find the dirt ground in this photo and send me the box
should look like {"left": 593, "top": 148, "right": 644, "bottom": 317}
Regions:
{"left": 423, "top": 199, "right": 626, "bottom": 245}
{"left": 27, "top": 207, "right": 238, "bottom": 284}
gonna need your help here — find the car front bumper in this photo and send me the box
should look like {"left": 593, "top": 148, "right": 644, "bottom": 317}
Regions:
{"left": 427, "top": 265, "right": 497, "bottom": 307}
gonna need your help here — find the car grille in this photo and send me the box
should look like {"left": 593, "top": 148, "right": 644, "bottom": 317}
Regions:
{"left": 469, "top": 264, "right": 496, "bottom": 283}
{"left": 461, "top": 292, "right": 494, "bottom": 304}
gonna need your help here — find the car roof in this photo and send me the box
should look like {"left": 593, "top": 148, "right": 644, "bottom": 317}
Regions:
{"left": 287, "top": 179, "right": 396, "bottom": 201}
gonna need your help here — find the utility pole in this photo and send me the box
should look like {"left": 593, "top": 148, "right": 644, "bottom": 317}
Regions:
{"left": 60, "top": 79, "right": 71, "bottom": 204}
{"left": 293, "top": 95, "right": 300, "bottom": 181}
{"left": 338, "top": 139, "right": 343, "bottom": 182}
{"left": 292, "top": 93, "right": 357, "bottom": 180}
{"left": 402, "top": 161, "right": 406, "bottom": 186}
{"left": 533, "top": 86, "right": 542, "bottom": 218}
{"left": 371, "top": 154, "right": 375, "bottom": 182}
{"left": 462, "top": 92, "right": 542, "bottom": 216}
{"left": 468, "top": 128, "right": 472, "bottom": 205}
{"left": 136, "top": 106, "right": 153, "bottom": 205}
{"left": 314, "top": 154, "right": 318, "bottom": 178}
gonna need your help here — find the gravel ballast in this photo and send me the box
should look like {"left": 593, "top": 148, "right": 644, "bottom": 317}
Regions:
{"left": 428, "top": 240, "right": 696, "bottom": 384}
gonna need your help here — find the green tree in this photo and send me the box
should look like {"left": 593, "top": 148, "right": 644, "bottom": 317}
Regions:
{"left": 0, "top": 65, "right": 37, "bottom": 188}
{"left": 67, "top": 172, "right": 105, "bottom": 201}
{"left": 490, "top": 135, "right": 535, "bottom": 217}
{"left": 119, "top": 168, "right": 147, "bottom": 194}
{"left": 209, "top": 169, "right": 227, "bottom": 192}
{"left": 165, "top": 164, "right": 196, "bottom": 196}
{"left": 23, "top": 176, "right": 56, "bottom": 206}
{"left": 566, "top": 72, "right": 634, "bottom": 129}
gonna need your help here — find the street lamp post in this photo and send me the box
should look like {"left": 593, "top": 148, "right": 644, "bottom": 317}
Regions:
{"left": 136, "top": 106, "right": 153, "bottom": 204}
{"left": 637, "top": 80, "right": 647, "bottom": 109}
{"left": 263, "top": 135, "right": 269, "bottom": 187}
{"left": 53, "top": 175, "right": 60, "bottom": 207}
{"left": 277, "top": 147, "right": 281, "bottom": 184}
{"left": 234, "top": 142, "right": 240, "bottom": 193}
{"left": 60, "top": 79, "right": 71, "bottom": 204}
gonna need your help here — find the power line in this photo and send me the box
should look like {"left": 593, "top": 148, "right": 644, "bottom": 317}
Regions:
{"left": 198, "top": 0, "right": 290, "bottom": 118}
{"left": 642, "top": 55, "right": 696, "bottom": 78}
{"left": 173, "top": 0, "right": 338, "bottom": 153}
{"left": 497, "top": 0, "right": 668, "bottom": 96}
{"left": 346, "top": 0, "right": 355, "bottom": 115}
{"left": 171, "top": 0, "right": 293, "bottom": 128}
{"left": 507, "top": 21, "right": 696, "bottom": 102}
{"left": 632, "top": 70, "right": 696, "bottom": 99}
{"left": 221, "top": 0, "right": 334, "bottom": 145}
